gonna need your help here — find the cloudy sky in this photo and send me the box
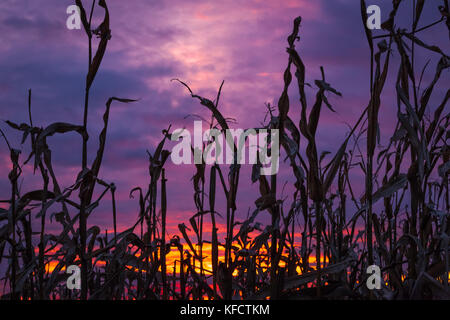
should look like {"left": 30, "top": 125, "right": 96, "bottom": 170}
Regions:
{"left": 0, "top": 0, "right": 448, "bottom": 238}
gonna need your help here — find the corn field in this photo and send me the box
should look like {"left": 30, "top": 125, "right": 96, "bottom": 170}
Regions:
{"left": 0, "top": 0, "right": 449, "bottom": 300}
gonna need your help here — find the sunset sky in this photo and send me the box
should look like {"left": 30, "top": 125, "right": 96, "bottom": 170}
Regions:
{"left": 0, "top": 0, "right": 447, "bottom": 240}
